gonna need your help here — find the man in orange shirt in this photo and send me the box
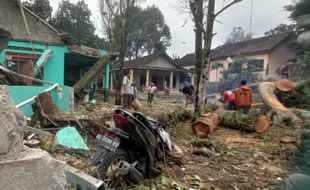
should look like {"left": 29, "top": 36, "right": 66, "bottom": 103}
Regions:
{"left": 235, "top": 80, "right": 253, "bottom": 114}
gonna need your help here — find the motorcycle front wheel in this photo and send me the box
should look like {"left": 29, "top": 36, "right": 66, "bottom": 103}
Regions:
{"left": 96, "top": 149, "right": 129, "bottom": 188}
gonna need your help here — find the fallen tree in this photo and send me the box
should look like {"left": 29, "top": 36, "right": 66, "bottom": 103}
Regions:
{"left": 259, "top": 81, "right": 303, "bottom": 126}
{"left": 191, "top": 109, "right": 270, "bottom": 137}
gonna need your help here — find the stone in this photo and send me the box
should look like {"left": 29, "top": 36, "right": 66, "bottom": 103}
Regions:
{"left": 0, "top": 86, "right": 25, "bottom": 161}
{"left": 0, "top": 147, "right": 67, "bottom": 190}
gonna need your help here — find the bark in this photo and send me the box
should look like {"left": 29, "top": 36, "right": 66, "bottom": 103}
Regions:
{"left": 199, "top": 0, "right": 215, "bottom": 109}
{"left": 73, "top": 57, "right": 109, "bottom": 95}
{"left": 190, "top": 0, "right": 204, "bottom": 113}
{"left": 258, "top": 82, "right": 302, "bottom": 126}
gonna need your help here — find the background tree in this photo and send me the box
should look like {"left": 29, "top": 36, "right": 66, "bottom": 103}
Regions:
{"left": 126, "top": 5, "right": 172, "bottom": 59}
{"left": 23, "top": 0, "right": 53, "bottom": 21}
{"left": 99, "top": 0, "right": 138, "bottom": 105}
{"left": 286, "top": 0, "right": 310, "bottom": 76}
{"left": 49, "top": 0, "right": 105, "bottom": 49}
{"left": 264, "top": 23, "right": 296, "bottom": 36}
{"left": 225, "top": 27, "right": 252, "bottom": 44}
{"left": 285, "top": 0, "right": 310, "bottom": 19}
{"left": 190, "top": 0, "right": 242, "bottom": 112}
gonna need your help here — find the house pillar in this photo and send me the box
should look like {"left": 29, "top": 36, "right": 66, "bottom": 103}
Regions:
{"left": 191, "top": 73, "right": 195, "bottom": 85}
{"left": 130, "top": 69, "right": 133, "bottom": 84}
{"left": 176, "top": 72, "right": 180, "bottom": 90}
{"left": 169, "top": 71, "right": 173, "bottom": 89}
{"left": 146, "top": 70, "right": 150, "bottom": 87}
{"left": 110, "top": 73, "right": 114, "bottom": 90}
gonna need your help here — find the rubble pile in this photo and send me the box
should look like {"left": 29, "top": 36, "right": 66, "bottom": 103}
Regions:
{"left": 0, "top": 86, "right": 67, "bottom": 190}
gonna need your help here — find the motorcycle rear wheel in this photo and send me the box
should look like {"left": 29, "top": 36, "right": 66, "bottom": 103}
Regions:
{"left": 96, "top": 149, "right": 129, "bottom": 188}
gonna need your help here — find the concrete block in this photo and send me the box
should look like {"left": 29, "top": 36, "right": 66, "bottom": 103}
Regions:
{"left": 0, "top": 86, "right": 25, "bottom": 161}
{"left": 0, "top": 148, "right": 67, "bottom": 190}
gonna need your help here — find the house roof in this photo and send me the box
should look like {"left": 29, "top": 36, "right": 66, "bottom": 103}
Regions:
{"left": 123, "top": 52, "right": 184, "bottom": 70}
{"left": 177, "top": 32, "right": 295, "bottom": 66}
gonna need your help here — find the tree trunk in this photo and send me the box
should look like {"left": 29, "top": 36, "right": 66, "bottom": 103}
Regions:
{"left": 215, "top": 109, "right": 258, "bottom": 132}
{"left": 191, "top": 112, "right": 218, "bottom": 138}
{"left": 192, "top": 0, "right": 204, "bottom": 113}
{"left": 258, "top": 81, "right": 302, "bottom": 126}
{"left": 73, "top": 56, "right": 109, "bottom": 95}
{"left": 199, "top": 0, "right": 215, "bottom": 109}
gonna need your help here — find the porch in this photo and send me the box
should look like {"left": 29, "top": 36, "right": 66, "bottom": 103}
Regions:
{"left": 110, "top": 68, "right": 191, "bottom": 91}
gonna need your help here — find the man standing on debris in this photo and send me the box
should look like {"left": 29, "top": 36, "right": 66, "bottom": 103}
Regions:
{"left": 122, "top": 72, "right": 132, "bottom": 108}
{"left": 147, "top": 82, "right": 157, "bottom": 107}
{"left": 235, "top": 80, "right": 253, "bottom": 114}
{"left": 220, "top": 90, "right": 236, "bottom": 110}
{"left": 180, "top": 82, "right": 195, "bottom": 108}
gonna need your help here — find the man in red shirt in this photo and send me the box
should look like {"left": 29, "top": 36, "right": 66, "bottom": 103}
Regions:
{"left": 220, "top": 90, "right": 236, "bottom": 110}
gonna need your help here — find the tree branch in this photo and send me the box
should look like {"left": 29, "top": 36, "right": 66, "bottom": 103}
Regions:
{"left": 214, "top": 0, "right": 242, "bottom": 18}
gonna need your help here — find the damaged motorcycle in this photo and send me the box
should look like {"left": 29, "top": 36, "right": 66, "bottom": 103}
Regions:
{"left": 90, "top": 108, "right": 180, "bottom": 188}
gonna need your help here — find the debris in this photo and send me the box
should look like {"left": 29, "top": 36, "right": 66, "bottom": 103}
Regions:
{"left": 0, "top": 86, "right": 25, "bottom": 160}
{"left": 0, "top": 147, "right": 68, "bottom": 190}
{"left": 280, "top": 136, "right": 297, "bottom": 143}
{"left": 23, "top": 139, "right": 41, "bottom": 148}
{"left": 54, "top": 126, "right": 90, "bottom": 156}
{"left": 192, "top": 147, "right": 216, "bottom": 157}
{"left": 131, "top": 98, "right": 143, "bottom": 111}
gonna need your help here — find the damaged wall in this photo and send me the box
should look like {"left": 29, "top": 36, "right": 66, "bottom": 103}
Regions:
{"left": 6, "top": 84, "right": 74, "bottom": 117}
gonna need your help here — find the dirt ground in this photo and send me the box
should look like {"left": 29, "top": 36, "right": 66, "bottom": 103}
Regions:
{"left": 35, "top": 94, "right": 300, "bottom": 190}
{"left": 131, "top": 97, "right": 300, "bottom": 190}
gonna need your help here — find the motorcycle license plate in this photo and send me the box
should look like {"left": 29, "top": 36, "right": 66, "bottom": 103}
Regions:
{"left": 95, "top": 134, "right": 120, "bottom": 152}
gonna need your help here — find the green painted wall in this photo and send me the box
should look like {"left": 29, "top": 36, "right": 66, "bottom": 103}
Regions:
{"left": 8, "top": 85, "right": 73, "bottom": 117}
{"left": 0, "top": 40, "right": 68, "bottom": 85}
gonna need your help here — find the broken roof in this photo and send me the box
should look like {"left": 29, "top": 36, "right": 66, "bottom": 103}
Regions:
{"left": 177, "top": 32, "right": 295, "bottom": 66}
{"left": 123, "top": 52, "right": 184, "bottom": 70}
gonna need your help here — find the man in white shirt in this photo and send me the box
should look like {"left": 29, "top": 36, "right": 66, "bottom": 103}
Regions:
{"left": 122, "top": 72, "right": 131, "bottom": 108}
{"left": 147, "top": 82, "right": 157, "bottom": 106}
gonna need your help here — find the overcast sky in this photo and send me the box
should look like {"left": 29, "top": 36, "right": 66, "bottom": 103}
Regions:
{"left": 49, "top": 0, "right": 293, "bottom": 57}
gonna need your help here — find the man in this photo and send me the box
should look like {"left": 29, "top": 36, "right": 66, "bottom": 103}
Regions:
{"left": 130, "top": 82, "right": 138, "bottom": 101}
{"left": 147, "top": 83, "right": 157, "bottom": 106}
{"left": 122, "top": 72, "right": 131, "bottom": 108}
{"left": 220, "top": 90, "right": 236, "bottom": 110}
{"left": 181, "top": 82, "right": 195, "bottom": 108}
{"left": 235, "top": 80, "right": 253, "bottom": 114}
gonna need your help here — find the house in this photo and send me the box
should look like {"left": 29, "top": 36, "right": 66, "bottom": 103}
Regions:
{"left": 0, "top": 0, "right": 109, "bottom": 116}
{"left": 177, "top": 32, "right": 297, "bottom": 83}
{"left": 111, "top": 52, "right": 189, "bottom": 91}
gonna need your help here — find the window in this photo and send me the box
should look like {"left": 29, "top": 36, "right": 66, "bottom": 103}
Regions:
{"left": 4, "top": 52, "right": 41, "bottom": 85}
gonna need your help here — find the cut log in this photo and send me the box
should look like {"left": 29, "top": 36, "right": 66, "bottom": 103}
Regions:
{"left": 191, "top": 113, "right": 218, "bottom": 138}
{"left": 275, "top": 79, "right": 295, "bottom": 92}
{"left": 258, "top": 82, "right": 302, "bottom": 126}
{"left": 254, "top": 115, "right": 270, "bottom": 134}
